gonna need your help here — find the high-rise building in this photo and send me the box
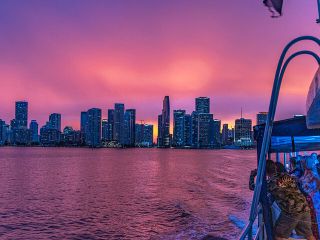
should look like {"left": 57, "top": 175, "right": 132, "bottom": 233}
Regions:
{"left": 0, "top": 119, "right": 5, "bottom": 145}
{"left": 173, "top": 110, "right": 186, "bottom": 147}
{"left": 29, "top": 120, "right": 39, "bottom": 143}
{"left": 235, "top": 118, "right": 253, "bottom": 146}
{"left": 15, "top": 101, "right": 28, "bottom": 128}
{"left": 113, "top": 103, "right": 125, "bottom": 144}
{"left": 102, "top": 119, "right": 108, "bottom": 141}
{"left": 80, "top": 111, "right": 88, "bottom": 144}
{"left": 1, "top": 123, "right": 9, "bottom": 145}
{"left": 63, "top": 126, "right": 81, "bottom": 146}
{"left": 228, "top": 128, "right": 235, "bottom": 142}
{"left": 101, "top": 119, "right": 111, "bottom": 142}
{"left": 143, "top": 124, "right": 153, "bottom": 147}
{"left": 195, "top": 97, "right": 210, "bottom": 114}
{"left": 222, "top": 124, "right": 229, "bottom": 145}
{"left": 157, "top": 114, "right": 162, "bottom": 145}
{"left": 49, "top": 113, "right": 61, "bottom": 132}
{"left": 191, "top": 111, "right": 199, "bottom": 148}
{"left": 123, "top": 109, "right": 136, "bottom": 146}
{"left": 135, "top": 123, "right": 153, "bottom": 147}
{"left": 157, "top": 96, "right": 170, "bottom": 148}
{"left": 13, "top": 101, "right": 29, "bottom": 144}
{"left": 198, "top": 113, "right": 213, "bottom": 148}
{"left": 256, "top": 112, "right": 268, "bottom": 125}
{"left": 107, "top": 109, "right": 114, "bottom": 140}
{"left": 86, "top": 108, "right": 102, "bottom": 147}
{"left": 184, "top": 114, "right": 192, "bottom": 147}
{"left": 212, "top": 119, "right": 221, "bottom": 147}
{"left": 40, "top": 121, "right": 61, "bottom": 146}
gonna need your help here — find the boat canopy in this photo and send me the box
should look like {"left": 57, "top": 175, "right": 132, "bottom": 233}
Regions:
{"left": 254, "top": 115, "right": 320, "bottom": 153}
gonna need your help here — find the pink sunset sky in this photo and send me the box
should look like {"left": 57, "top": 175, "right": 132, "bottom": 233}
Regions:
{"left": 0, "top": 0, "right": 319, "bottom": 131}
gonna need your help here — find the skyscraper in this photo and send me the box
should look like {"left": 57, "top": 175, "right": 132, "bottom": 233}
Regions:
{"left": 256, "top": 112, "right": 268, "bottom": 125}
{"left": 102, "top": 119, "right": 108, "bottom": 141}
{"left": 40, "top": 121, "right": 61, "bottom": 146}
{"left": 135, "top": 123, "right": 153, "bottom": 147}
{"left": 191, "top": 111, "right": 199, "bottom": 148}
{"left": 113, "top": 103, "right": 125, "bottom": 144}
{"left": 86, "top": 108, "right": 102, "bottom": 147}
{"left": 195, "top": 97, "right": 210, "bottom": 114}
{"left": 173, "top": 109, "right": 185, "bottom": 147}
{"left": 123, "top": 109, "right": 136, "bottom": 146}
{"left": 0, "top": 122, "right": 9, "bottom": 145}
{"left": 198, "top": 113, "right": 213, "bottom": 148}
{"left": 184, "top": 114, "right": 192, "bottom": 147}
{"left": 222, "top": 123, "right": 229, "bottom": 145}
{"left": 49, "top": 113, "right": 61, "bottom": 132}
{"left": 107, "top": 109, "right": 114, "bottom": 140}
{"left": 29, "top": 120, "right": 39, "bottom": 143}
{"left": 235, "top": 118, "right": 253, "bottom": 146}
{"left": 13, "top": 101, "right": 30, "bottom": 145}
{"left": 0, "top": 119, "right": 5, "bottom": 145}
{"left": 212, "top": 119, "right": 221, "bottom": 147}
{"left": 157, "top": 96, "right": 170, "bottom": 148}
{"left": 80, "top": 111, "right": 88, "bottom": 144}
{"left": 15, "top": 101, "right": 28, "bottom": 128}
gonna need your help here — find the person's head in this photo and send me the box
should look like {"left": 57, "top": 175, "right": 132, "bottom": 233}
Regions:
{"left": 290, "top": 157, "right": 297, "bottom": 169}
{"left": 311, "top": 152, "right": 319, "bottom": 164}
{"left": 306, "top": 156, "right": 317, "bottom": 170}
{"left": 275, "top": 162, "right": 286, "bottom": 173}
{"left": 266, "top": 160, "right": 277, "bottom": 177}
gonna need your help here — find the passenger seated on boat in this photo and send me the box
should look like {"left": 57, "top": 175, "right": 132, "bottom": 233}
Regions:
{"left": 289, "top": 157, "right": 304, "bottom": 179}
{"left": 300, "top": 156, "right": 320, "bottom": 238}
{"left": 276, "top": 162, "right": 286, "bottom": 174}
{"left": 250, "top": 160, "right": 315, "bottom": 240}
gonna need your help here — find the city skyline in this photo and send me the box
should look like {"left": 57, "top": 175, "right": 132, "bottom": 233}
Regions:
{"left": 0, "top": 97, "right": 260, "bottom": 147}
{"left": 0, "top": 1, "right": 318, "bottom": 131}
{"left": 0, "top": 97, "right": 261, "bottom": 136}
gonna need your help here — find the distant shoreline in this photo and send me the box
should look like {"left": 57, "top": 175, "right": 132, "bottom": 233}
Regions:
{"left": 0, "top": 145, "right": 256, "bottom": 150}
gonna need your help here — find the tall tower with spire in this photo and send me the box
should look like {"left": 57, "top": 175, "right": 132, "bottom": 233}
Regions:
{"left": 157, "top": 96, "right": 170, "bottom": 148}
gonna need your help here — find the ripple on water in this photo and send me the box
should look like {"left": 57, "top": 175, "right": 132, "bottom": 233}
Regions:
{"left": 0, "top": 148, "right": 256, "bottom": 239}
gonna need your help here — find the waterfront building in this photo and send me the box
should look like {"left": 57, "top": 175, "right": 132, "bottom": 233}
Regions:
{"left": 157, "top": 96, "right": 170, "bottom": 148}
{"left": 198, "top": 113, "right": 214, "bottom": 148}
{"left": 1, "top": 123, "right": 9, "bottom": 145}
{"left": 157, "top": 114, "right": 162, "bottom": 145}
{"left": 15, "top": 101, "right": 28, "bottom": 128}
{"left": 0, "top": 119, "right": 5, "bottom": 145}
{"left": 107, "top": 109, "right": 114, "bottom": 140}
{"left": 123, "top": 109, "right": 136, "bottom": 146}
{"left": 195, "top": 97, "right": 210, "bottom": 113}
{"left": 173, "top": 110, "right": 186, "bottom": 147}
{"left": 228, "top": 128, "right": 235, "bottom": 142}
{"left": 256, "top": 112, "right": 268, "bottom": 125}
{"left": 49, "top": 113, "right": 61, "bottom": 132}
{"left": 13, "top": 101, "right": 29, "bottom": 144}
{"left": 212, "top": 119, "right": 221, "bottom": 147}
{"left": 235, "top": 118, "right": 253, "bottom": 146}
{"left": 184, "top": 114, "right": 192, "bottom": 147}
{"left": 222, "top": 124, "right": 229, "bottom": 145}
{"left": 86, "top": 108, "right": 102, "bottom": 147}
{"left": 113, "top": 103, "right": 125, "bottom": 144}
{"left": 63, "top": 126, "right": 81, "bottom": 146}
{"left": 29, "top": 120, "right": 39, "bottom": 143}
{"left": 102, "top": 119, "right": 108, "bottom": 141}
{"left": 191, "top": 111, "right": 199, "bottom": 148}
{"left": 80, "top": 111, "right": 88, "bottom": 144}
{"left": 135, "top": 123, "right": 153, "bottom": 147}
{"left": 40, "top": 122, "right": 61, "bottom": 146}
